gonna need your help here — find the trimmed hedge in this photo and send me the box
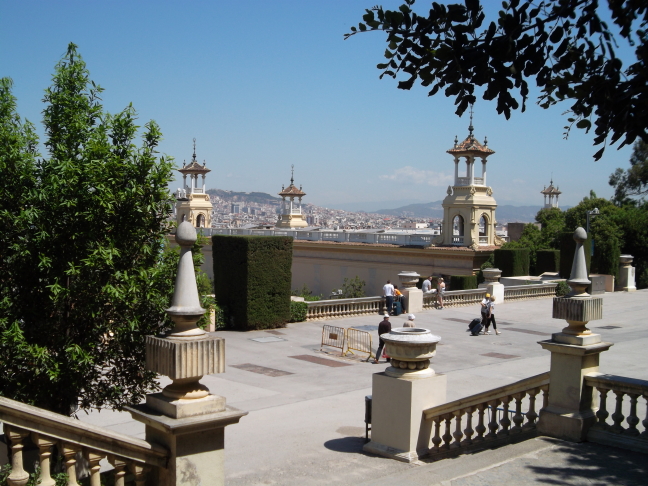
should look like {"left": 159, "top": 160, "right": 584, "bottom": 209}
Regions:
{"left": 536, "top": 250, "right": 560, "bottom": 275}
{"left": 290, "top": 301, "right": 308, "bottom": 322}
{"left": 212, "top": 235, "right": 292, "bottom": 330}
{"left": 494, "top": 248, "right": 530, "bottom": 277}
{"left": 559, "top": 231, "right": 591, "bottom": 278}
{"left": 450, "top": 275, "right": 478, "bottom": 290}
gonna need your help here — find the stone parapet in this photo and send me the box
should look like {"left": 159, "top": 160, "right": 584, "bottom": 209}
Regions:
{"left": 552, "top": 296, "right": 603, "bottom": 323}
{"left": 146, "top": 335, "right": 225, "bottom": 380}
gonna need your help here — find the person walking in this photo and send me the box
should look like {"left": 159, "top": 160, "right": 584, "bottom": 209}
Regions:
{"left": 484, "top": 295, "right": 500, "bottom": 335}
{"left": 480, "top": 293, "right": 491, "bottom": 326}
{"left": 403, "top": 314, "right": 416, "bottom": 327}
{"left": 374, "top": 313, "right": 392, "bottom": 364}
{"left": 383, "top": 279, "right": 395, "bottom": 315}
{"left": 436, "top": 277, "right": 445, "bottom": 309}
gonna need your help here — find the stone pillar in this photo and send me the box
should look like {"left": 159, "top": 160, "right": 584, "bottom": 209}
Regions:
{"left": 479, "top": 267, "right": 504, "bottom": 303}
{"left": 481, "top": 158, "right": 487, "bottom": 186}
{"left": 364, "top": 328, "right": 446, "bottom": 462}
{"left": 537, "top": 228, "right": 612, "bottom": 442}
{"left": 398, "top": 271, "right": 422, "bottom": 313}
{"left": 453, "top": 157, "right": 459, "bottom": 184}
{"left": 127, "top": 222, "right": 246, "bottom": 486}
{"left": 617, "top": 255, "right": 636, "bottom": 292}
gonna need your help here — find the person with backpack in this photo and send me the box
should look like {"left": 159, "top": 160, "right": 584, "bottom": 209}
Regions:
{"left": 480, "top": 293, "right": 490, "bottom": 327}
{"left": 484, "top": 295, "right": 500, "bottom": 335}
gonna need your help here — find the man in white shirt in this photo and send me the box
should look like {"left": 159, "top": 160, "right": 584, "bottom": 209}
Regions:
{"left": 421, "top": 276, "right": 433, "bottom": 294}
{"left": 383, "top": 280, "right": 395, "bottom": 315}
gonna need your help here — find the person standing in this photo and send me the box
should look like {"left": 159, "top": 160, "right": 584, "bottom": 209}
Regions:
{"left": 403, "top": 314, "right": 416, "bottom": 327}
{"left": 484, "top": 295, "right": 500, "bottom": 335}
{"left": 436, "top": 277, "right": 445, "bottom": 309}
{"left": 480, "top": 293, "right": 491, "bottom": 326}
{"left": 374, "top": 313, "right": 392, "bottom": 364}
{"left": 383, "top": 279, "right": 395, "bottom": 315}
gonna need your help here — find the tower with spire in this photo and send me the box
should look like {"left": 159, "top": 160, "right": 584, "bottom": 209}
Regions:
{"left": 175, "top": 139, "right": 213, "bottom": 228}
{"left": 440, "top": 109, "right": 498, "bottom": 248}
{"left": 276, "top": 165, "right": 308, "bottom": 228}
{"left": 541, "top": 178, "right": 562, "bottom": 209}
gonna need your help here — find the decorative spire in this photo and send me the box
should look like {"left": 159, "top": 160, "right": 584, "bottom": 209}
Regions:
{"left": 468, "top": 104, "right": 474, "bottom": 138}
{"left": 290, "top": 164, "right": 295, "bottom": 186}
{"left": 192, "top": 138, "right": 197, "bottom": 162}
{"left": 454, "top": 135, "right": 458, "bottom": 147}
{"left": 484, "top": 136, "right": 488, "bottom": 147}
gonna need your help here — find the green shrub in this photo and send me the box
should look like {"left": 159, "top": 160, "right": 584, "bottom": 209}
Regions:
{"left": 212, "top": 235, "right": 292, "bottom": 330}
{"left": 559, "top": 231, "right": 591, "bottom": 278}
{"left": 477, "top": 254, "right": 495, "bottom": 284}
{"left": 555, "top": 281, "right": 571, "bottom": 297}
{"left": 494, "top": 248, "right": 530, "bottom": 277}
{"left": 450, "top": 275, "right": 478, "bottom": 290}
{"left": 536, "top": 250, "right": 560, "bottom": 275}
{"left": 290, "top": 301, "right": 308, "bottom": 322}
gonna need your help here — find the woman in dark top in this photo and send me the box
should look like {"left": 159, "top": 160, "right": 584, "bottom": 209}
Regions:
{"left": 374, "top": 313, "right": 391, "bottom": 364}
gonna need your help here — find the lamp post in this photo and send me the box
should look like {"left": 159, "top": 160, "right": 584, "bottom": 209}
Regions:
{"left": 586, "top": 208, "right": 599, "bottom": 256}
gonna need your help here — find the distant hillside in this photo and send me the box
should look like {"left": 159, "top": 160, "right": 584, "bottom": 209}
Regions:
{"left": 376, "top": 200, "right": 543, "bottom": 223}
{"left": 206, "top": 188, "right": 280, "bottom": 205}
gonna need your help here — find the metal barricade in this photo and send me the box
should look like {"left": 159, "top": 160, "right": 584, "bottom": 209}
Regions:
{"left": 320, "top": 324, "right": 346, "bottom": 355}
{"left": 344, "top": 328, "right": 374, "bottom": 361}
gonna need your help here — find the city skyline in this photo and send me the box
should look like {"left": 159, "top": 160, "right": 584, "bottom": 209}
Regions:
{"left": 1, "top": 1, "right": 637, "bottom": 209}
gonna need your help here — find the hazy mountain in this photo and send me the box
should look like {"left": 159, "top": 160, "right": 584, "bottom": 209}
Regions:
{"left": 375, "top": 200, "right": 544, "bottom": 223}
{"left": 206, "top": 188, "right": 280, "bottom": 205}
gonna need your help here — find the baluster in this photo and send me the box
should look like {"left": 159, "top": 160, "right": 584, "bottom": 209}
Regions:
{"left": 86, "top": 450, "right": 104, "bottom": 486}
{"left": 4, "top": 425, "right": 29, "bottom": 486}
{"left": 499, "top": 395, "right": 512, "bottom": 436}
{"left": 442, "top": 414, "right": 453, "bottom": 449}
{"left": 541, "top": 385, "right": 549, "bottom": 409}
{"left": 61, "top": 442, "right": 81, "bottom": 486}
{"left": 610, "top": 390, "right": 625, "bottom": 433}
{"left": 625, "top": 393, "right": 640, "bottom": 436}
{"left": 511, "top": 393, "right": 524, "bottom": 434}
{"left": 525, "top": 388, "right": 539, "bottom": 427}
{"left": 595, "top": 388, "right": 610, "bottom": 429}
{"left": 474, "top": 403, "right": 486, "bottom": 442}
{"left": 430, "top": 416, "right": 443, "bottom": 453}
{"left": 31, "top": 433, "right": 56, "bottom": 486}
{"left": 486, "top": 400, "right": 500, "bottom": 439}
{"left": 129, "top": 462, "right": 149, "bottom": 486}
{"left": 451, "top": 410, "right": 464, "bottom": 449}
{"left": 463, "top": 407, "right": 474, "bottom": 445}
{"left": 641, "top": 394, "right": 648, "bottom": 439}
{"left": 109, "top": 456, "right": 127, "bottom": 486}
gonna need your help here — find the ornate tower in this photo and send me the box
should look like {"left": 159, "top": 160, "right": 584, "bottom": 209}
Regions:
{"left": 440, "top": 114, "right": 498, "bottom": 248}
{"left": 276, "top": 165, "right": 308, "bottom": 228}
{"left": 175, "top": 139, "right": 213, "bottom": 228}
{"left": 541, "top": 178, "right": 562, "bottom": 209}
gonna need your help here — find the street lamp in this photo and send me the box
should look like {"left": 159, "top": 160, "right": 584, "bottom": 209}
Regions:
{"left": 586, "top": 208, "right": 600, "bottom": 256}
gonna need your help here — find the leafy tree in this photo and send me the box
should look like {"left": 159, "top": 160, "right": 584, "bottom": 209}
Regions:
{"left": 609, "top": 140, "right": 648, "bottom": 203}
{"left": 337, "top": 276, "right": 367, "bottom": 298}
{"left": 502, "top": 223, "right": 542, "bottom": 272}
{"left": 346, "top": 0, "right": 648, "bottom": 159}
{"left": 0, "top": 44, "right": 176, "bottom": 415}
{"left": 535, "top": 207, "right": 566, "bottom": 248}
{"left": 613, "top": 202, "right": 648, "bottom": 288}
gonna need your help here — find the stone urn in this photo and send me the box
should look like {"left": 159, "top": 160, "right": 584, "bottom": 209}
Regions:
{"left": 382, "top": 328, "right": 441, "bottom": 379}
{"left": 398, "top": 271, "right": 420, "bottom": 289}
{"left": 619, "top": 255, "right": 634, "bottom": 267}
{"left": 482, "top": 267, "right": 502, "bottom": 284}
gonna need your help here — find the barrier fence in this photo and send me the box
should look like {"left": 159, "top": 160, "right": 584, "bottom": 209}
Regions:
{"left": 320, "top": 325, "right": 374, "bottom": 360}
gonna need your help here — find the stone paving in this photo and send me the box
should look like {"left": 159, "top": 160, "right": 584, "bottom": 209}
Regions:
{"left": 79, "top": 289, "right": 648, "bottom": 485}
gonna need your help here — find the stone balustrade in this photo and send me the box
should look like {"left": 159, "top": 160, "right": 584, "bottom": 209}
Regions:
{"left": 503, "top": 283, "right": 557, "bottom": 301}
{"left": 0, "top": 396, "right": 167, "bottom": 485}
{"left": 584, "top": 372, "right": 648, "bottom": 453}
{"left": 423, "top": 372, "right": 549, "bottom": 460}
{"left": 306, "top": 296, "right": 383, "bottom": 320}
{"left": 423, "top": 289, "right": 487, "bottom": 309}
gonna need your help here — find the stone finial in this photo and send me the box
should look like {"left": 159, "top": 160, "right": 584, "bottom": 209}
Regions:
{"left": 566, "top": 227, "right": 591, "bottom": 298}
{"left": 398, "top": 271, "right": 420, "bottom": 288}
{"left": 482, "top": 268, "right": 501, "bottom": 284}
{"left": 166, "top": 222, "right": 206, "bottom": 340}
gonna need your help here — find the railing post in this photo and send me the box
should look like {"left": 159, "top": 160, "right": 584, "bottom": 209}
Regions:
{"left": 537, "top": 228, "right": 612, "bottom": 442}
{"left": 5, "top": 425, "right": 29, "bottom": 486}
{"left": 126, "top": 222, "right": 247, "bottom": 486}
{"left": 364, "top": 328, "right": 446, "bottom": 462}
{"left": 398, "top": 271, "right": 422, "bottom": 313}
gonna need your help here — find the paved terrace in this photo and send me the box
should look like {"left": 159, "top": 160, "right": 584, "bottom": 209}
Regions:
{"left": 81, "top": 289, "right": 648, "bottom": 485}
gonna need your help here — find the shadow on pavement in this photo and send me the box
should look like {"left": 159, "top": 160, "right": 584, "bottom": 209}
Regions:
{"left": 324, "top": 436, "right": 367, "bottom": 454}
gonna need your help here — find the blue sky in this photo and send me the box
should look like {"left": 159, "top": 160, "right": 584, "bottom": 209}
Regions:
{"left": 0, "top": 1, "right": 637, "bottom": 211}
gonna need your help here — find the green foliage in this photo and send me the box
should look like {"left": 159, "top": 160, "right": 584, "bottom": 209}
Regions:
{"left": 339, "top": 276, "right": 366, "bottom": 298}
{"left": 476, "top": 254, "right": 494, "bottom": 284}
{"left": 291, "top": 284, "right": 321, "bottom": 301}
{"left": 536, "top": 250, "right": 560, "bottom": 275}
{"left": 535, "top": 208, "right": 566, "bottom": 248}
{"left": 610, "top": 140, "right": 648, "bottom": 203}
{"left": 347, "top": 1, "right": 648, "bottom": 159}
{"left": 612, "top": 202, "right": 648, "bottom": 289}
{"left": 555, "top": 281, "right": 571, "bottom": 297}
{"left": 494, "top": 248, "right": 530, "bottom": 277}
{"left": 289, "top": 301, "right": 308, "bottom": 323}
{"left": 449, "top": 275, "right": 477, "bottom": 290}
{"left": 502, "top": 224, "right": 541, "bottom": 273}
{"left": 0, "top": 44, "right": 176, "bottom": 414}
{"left": 212, "top": 235, "right": 292, "bottom": 330}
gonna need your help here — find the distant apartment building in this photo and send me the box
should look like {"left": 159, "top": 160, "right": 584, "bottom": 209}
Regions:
{"left": 231, "top": 203, "right": 241, "bottom": 214}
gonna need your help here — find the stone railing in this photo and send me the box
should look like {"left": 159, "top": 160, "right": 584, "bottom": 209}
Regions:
{"left": 0, "top": 396, "right": 168, "bottom": 485}
{"left": 306, "top": 296, "right": 383, "bottom": 321}
{"left": 584, "top": 372, "right": 648, "bottom": 453}
{"left": 503, "top": 283, "right": 557, "bottom": 301}
{"left": 423, "top": 372, "right": 549, "bottom": 460}
{"left": 423, "top": 289, "right": 487, "bottom": 309}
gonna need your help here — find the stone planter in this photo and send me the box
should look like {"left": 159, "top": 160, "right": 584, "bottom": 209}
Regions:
{"left": 619, "top": 254, "right": 634, "bottom": 267}
{"left": 482, "top": 268, "right": 502, "bottom": 284}
{"left": 382, "top": 328, "right": 441, "bottom": 379}
{"left": 398, "top": 271, "right": 420, "bottom": 289}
